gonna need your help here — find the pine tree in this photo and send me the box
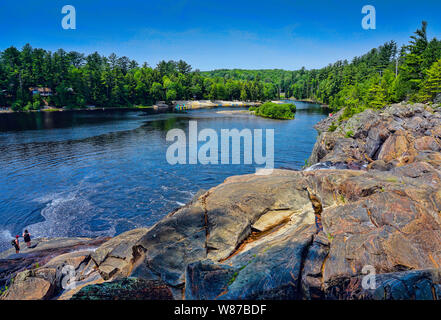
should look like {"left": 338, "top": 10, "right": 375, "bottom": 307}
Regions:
{"left": 240, "top": 87, "right": 248, "bottom": 101}
{"left": 400, "top": 22, "right": 429, "bottom": 96}
{"left": 367, "top": 83, "right": 387, "bottom": 109}
{"left": 419, "top": 58, "right": 441, "bottom": 102}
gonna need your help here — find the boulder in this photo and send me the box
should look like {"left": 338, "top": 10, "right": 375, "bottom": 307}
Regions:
{"left": 414, "top": 136, "right": 441, "bottom": 152}
{"left": 377, "top": 132, "right": 413, "bottom": 163}
{"left": 133, "top": 170, "right": 328, "bottom": 288}
{"left": 1, "top": 270, "right": 53, "bottom": 300}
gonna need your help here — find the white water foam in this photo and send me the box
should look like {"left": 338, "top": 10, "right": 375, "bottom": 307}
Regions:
{"left": 26, "top": 183, "right": 114, "bottom": 239}
{"left": 0, "top": 229, "right": 13, "bottom": 241}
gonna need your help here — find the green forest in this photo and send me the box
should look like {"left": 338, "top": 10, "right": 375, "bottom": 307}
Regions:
{"left": 1, "top": 22, "right": 440, "bottom": 115}
{"left": 0, "top": 49, "right": 279, "bottom": 111}
{"left": 205, "top": 22, "right": 441, "bottom": 118}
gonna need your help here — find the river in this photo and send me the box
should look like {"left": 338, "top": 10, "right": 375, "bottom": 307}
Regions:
{"left": 0, "top": 101, "right": 327, "bottom": 250}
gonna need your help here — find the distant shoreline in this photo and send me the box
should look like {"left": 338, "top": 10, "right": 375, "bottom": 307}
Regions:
{"left": 0, "top": 100, "right": 327, "bottom": 115}
{"left": 0, "top": 100, "right": 263, "bottom": 114}
{"left": 0, "top": 106, "right": 155, "bottom": 114}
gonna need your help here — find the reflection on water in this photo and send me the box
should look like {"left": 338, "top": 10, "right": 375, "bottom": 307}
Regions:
{"left": 0, "top": 102, "right": 327, "bottom": 250}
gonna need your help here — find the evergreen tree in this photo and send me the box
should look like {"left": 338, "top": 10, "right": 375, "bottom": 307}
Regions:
{"left": 367, "top": 83, "right": 387, "bottom": 109}
{"left": 419, "top": 58, "right": 441, "bottom": 102}
{"left": 400, "top": 21, "right": 429, "bottom": 97}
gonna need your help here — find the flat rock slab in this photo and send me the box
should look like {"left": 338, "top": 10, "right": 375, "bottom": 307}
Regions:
{"left": 251, "top": 209, "right": 295, "bottom": 232}
{"left": 0, "top": 237, "right": 109, "bottom": 289}
{"left": 0, "top": 237, "right": 108, "bottom": 259}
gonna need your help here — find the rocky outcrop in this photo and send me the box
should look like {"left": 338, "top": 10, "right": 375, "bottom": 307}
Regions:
{"left": 1, "top": 103, "right": 441, "bottom": 300}
{"left": 127, "top": 160, "right": 441, "bottom": 300}
{"left": 310, "top": 103, "right": 441, "bottom": 170}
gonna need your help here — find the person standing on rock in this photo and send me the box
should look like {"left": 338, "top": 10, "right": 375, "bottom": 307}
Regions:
{"left": 22, "top": 229, "right": 31, "bottom": 247}
{"left": 11, "top": 235, "right": 20, "bottom": 254}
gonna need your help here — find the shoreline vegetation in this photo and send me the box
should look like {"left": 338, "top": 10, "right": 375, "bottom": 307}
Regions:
{"left": 0, "top": 100, "right": 263, "bottom": 114}
{"left": 0, "top": 48, "right": 280, "bottom": 112}
{"left": 249, "top": 102, "right": 297, "bottom": 119}
{"left": 0, "top": 105, "right": 155, "bottom": 113}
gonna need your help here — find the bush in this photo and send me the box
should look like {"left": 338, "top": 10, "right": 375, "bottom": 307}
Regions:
{"left": 24, "top": 102, "right": 33, "bottom": 111}
{"left": 328, "top": 122, "right": 338, "bottom": 132}
{"left": 253, "top": 102, "right": 296, "bottom": 120}
{"left": 11, "top": 100, "right": 24, "bottom": 111}
{"left": 345, "top": 130, "right": 354, "bottom": 138}
{"left": 32, "top": 100, "right": 42, "bottom": 110}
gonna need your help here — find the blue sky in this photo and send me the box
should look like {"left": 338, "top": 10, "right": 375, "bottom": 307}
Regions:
{"left": 1, "top": 0, "right": 441, "bottom": 70}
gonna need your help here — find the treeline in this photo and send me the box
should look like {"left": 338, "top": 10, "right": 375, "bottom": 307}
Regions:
{"left": 0, "top": 47, "right": 279, "bottom": 111}
{"left": 202, "top": 69, "right": 293, "bottom": 85}
{"left": 2, "top": 22, "right": 440, "bottom": 115}
{"left": 291, "top": 21, "right": 441, "bottom": 118}
{"left": 205, "top": 22, "right": 441, "bottom": 118}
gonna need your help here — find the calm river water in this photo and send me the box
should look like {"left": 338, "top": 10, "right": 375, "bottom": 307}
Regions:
{"left": 0, "top": 101, "right": 327, "bottom": 250}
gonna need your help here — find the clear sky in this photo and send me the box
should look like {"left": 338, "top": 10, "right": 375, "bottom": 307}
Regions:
{"left": 1, "top": 0, "right": 441, "bottom": 70}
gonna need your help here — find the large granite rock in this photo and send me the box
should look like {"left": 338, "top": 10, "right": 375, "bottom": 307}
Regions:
{"left": 2, "top": 270, "right": 54, "bottom": 300}
{"left": 0, "top": 230, "right": 151, "bottom": 300}
{"left": 131, "top": 154, "right": 441, "bottom": 299}
{"left": 132, "top": 170, "right": 323, "bottom": 291}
